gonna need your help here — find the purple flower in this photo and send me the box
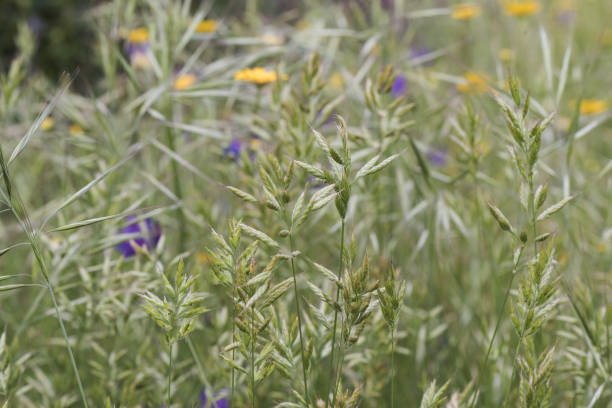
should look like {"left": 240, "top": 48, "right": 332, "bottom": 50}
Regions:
{"left": 427, "top": 148, "right": 448, "bottom": 167}
{"left": 391, "top": 74, "right": 407, "bottom": 98}
{"left": 223, "top": 139, "right": 243, "bottom": 159}
{"left": 115, "top": 215, "right": 162, "bottom": 257}
{"left": 200, "top": 388, "right": 230, "bottom": 408}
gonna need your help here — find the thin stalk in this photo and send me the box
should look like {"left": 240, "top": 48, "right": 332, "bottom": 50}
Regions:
{"left": 48, "top": 284, "right": 89, "bottom": 408}
{"left": 326, "top": 218, "right": 345, "bottom": 407}
{"left": 502, "top": 331, "right": 524, "bottom": 408}
{"left": 186, "top": 336, "right": 212, "bottom": 390}
{"left": 391, "top": 327, "right": 396, "bottom": 408}
{"left": 164, "top": 101, "right": 186, "bottom": 251}
{"left": 250, "top": 306, "right": 256, "bottom": 408}
{"left": 331, "top": 342, "right": 346, "bottom": 407}
{"left": 231, "top": 253, "right": 239, "bottom": 405}
{"left": 289, "top": 233, "right": 310, "bottom": 402}
{"left": 231, "top": 300, "right": 236, "bottom": 404}
{"left": 168, "top": 342, "right": 174, "bottom": 407}
{"left": 469, "top": 248, "right": 523, "bottom": 408}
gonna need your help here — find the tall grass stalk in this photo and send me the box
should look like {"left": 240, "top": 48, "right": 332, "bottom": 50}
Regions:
{"left": 326, "top": 218, "right": 345, "bottom": 407}
{"left": 289, "top": 232, "right": 310, "bottom": 402}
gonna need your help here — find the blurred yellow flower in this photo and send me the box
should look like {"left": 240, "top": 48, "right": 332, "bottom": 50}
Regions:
{"left": 601, "top": 29, "right": 612, "bottom": 47}
{"left": 174, "top": 73, "right": 197, "bottom": 91}
{"left": 457, "top": 72, "right": 489, "bottom": 94}
{"left": 196, "top": 20, "right": 218, "bottom": 33}
{"left": 69, "top": 124, "right": 84, "bottom": 135}
{"left": 41, "top": 117, "right": 54, "bottom": 131}
{"left": 451, "top": 3, "right": 482, "bottom": 20}
{"left": 499, "top": 48, "right": 514, "bottom": 62}
{"left": 504, "top": 1, "right": 541, "bottom": 17}
{"left": 261, "top": 34, "right": 284, "bottom": 45}
{"left": 128, "top": 28, "right": 149, "bottom": 44}
{"left": 579, "top": 99, "right": 609, "bottom": 115}
{"left": 330, "top": 72, "right": 344, "bottom": 89}
{"left": 250, "top": 138, "right": 262, "bottom": 149}
{"left": 234, "top": 67, "right": 287, "bottom": 85}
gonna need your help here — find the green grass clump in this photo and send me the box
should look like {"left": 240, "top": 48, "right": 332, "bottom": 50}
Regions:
{"left": 1, "top": 0, "right": 611, "bottom": 407}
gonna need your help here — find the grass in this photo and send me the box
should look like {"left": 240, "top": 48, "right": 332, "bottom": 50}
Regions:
{"left": 1, "top": 0, "right": 612, "bottom": 407}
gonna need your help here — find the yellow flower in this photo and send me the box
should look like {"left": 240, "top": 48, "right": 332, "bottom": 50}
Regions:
{"left": 174, "top": 73, "right": 197, "bottom": 91}
{"left": 128, "top": 28, "right": 149, "bottom": 44}
{"left": 234, "top": 67, "right": 287, "bottom": 85}
{"left": 250, "top": 138, "right": 262, "bottom": 149}
{"left": 40, "top": 117, "right": 54, "bottom": 131}
{"left": 195, "top": 20, "right": 218, "bottom": 33}
{"left": 457, "top": 72, "right": 489, "bottom": 94}
{"left": 499, "top": 48, "right": 514, "bottom": 62}
{"left": 601, "top": 29, "right": 612, "bottom": 47}
{"left": 329, "top": 72, "right": 344, "bottom": 89}
{"left": 504, "top": 1, "right": 541, "bottom": 17}
{"left": 261, "top": 34, "right": 284, "bottom": 46}
{"left": 69, "top": 124, "right": 84, "bottom": 135}
{"left": 451, "top": 3, "right": 482, "bottom": 20}
{"left": 579, "top": 99, "right": 609, "bottom": 115}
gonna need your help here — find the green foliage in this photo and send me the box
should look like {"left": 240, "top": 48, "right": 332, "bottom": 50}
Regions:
{"left": 0, "top": 0, "right": 611, "bottom": 407}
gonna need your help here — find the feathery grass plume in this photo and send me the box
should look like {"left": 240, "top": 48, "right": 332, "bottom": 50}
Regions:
{"left": 420, "top": 380, "right": 449, "bottom": 408}
{"left": 476, "top": 74, "right": 572, "bottom": 406}
{"left": 141, "top": 258, "right": 209, "bottom": 405}
{"left": 298, "top": 116, "right": 399, "bottom": 407}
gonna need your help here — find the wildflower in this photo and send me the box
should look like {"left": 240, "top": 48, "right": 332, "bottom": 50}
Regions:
{"left": 128, "top": 28, "right": 149, "bottom": 44}
{"left": 195, "top": 20, "right": 218, "bottom": 33}
{"left": 200, "top": 388, "right": 230, "bottom": 408}
{"left": 601, "top": 29, "right": 612, "bottom": 47}
{"left": 451, "top": 3, "right": 482, "bottom": 20}
{"left": 174, "top": 73, "right": 197, "bottom": 91}
{"left": 69, "top": 124, "right": 84, "bottom": 135}
{"left": 427, "top": 148, "right": 448, "bottom": 167}
{"left": 234, "top": 67, "right": 287, "bottom": 85}
{"left": 223, "top": 139, "right": 243, "bottom": 159}
{"left": 504, "top": 1, "right": 541, "bottom": 17}
{"left": 579, "top": 99, "right": 609, "bottom": 115}
{"left": 126, "top": 28, "right": 151, "bottom": 69}
{"left": 40, "top": 117, "right": 54, "bottom": 131}
{"left": 115, "top": 215, "right": 162, "bottom": 258}
{"left": 329, "top": 72, "right": 344, "bottom": 89}
{"left": 456, "top": 72, "right": 489, "bottom": 94}
{"left": 391, "top": 73, "right": 408, "bottom": 98}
